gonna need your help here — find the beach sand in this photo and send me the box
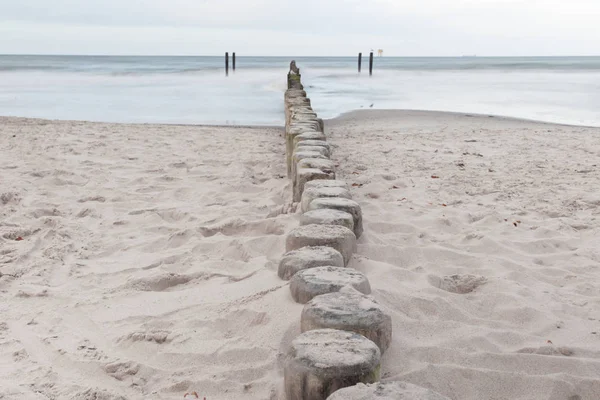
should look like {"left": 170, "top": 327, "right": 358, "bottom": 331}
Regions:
{"left": 2, "top": 112, "right": 600, "bottom": 399}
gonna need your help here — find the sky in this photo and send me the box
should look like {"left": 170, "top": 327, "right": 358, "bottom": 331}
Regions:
{"left": 0, "top": 0, "right": 599, "bottom": 56}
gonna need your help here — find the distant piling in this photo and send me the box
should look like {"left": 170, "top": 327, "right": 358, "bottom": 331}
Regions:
{"left": 358, "top": 53, "right": 362, "bottom": 73}
{"left": 225, "top": 52, "right": 229, "bottom": 76}
{"left": 233, "top": 52, "right": 236, "bottom": 71}
{"left": 369, "top": 52, "right": 374, "bottom": 76}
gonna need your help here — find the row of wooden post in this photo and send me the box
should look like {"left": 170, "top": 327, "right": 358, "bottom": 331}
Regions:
{"left": 224, "top": 52, "right": 374, "bottom": 76}
{"left": 225, "top": 52, "right": 236, "bottom": 76}
{"left": 358, "top": 52, "right": 374, "bottom": 75}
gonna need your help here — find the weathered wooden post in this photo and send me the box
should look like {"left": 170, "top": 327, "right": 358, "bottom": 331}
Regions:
{"left": 225, "top": 52, "right": 229, "bottom": 76}
{"left": 358, "top": 53, "right": 362, "bottom": 73}
{"left": 233, "top": 52, "right": 236, "bottom": 71}
{"left": 288, "top": 60, "right": 303, "bottom": 90}
{"left": 369, "top": 52, "right": 374, "bottom": 76}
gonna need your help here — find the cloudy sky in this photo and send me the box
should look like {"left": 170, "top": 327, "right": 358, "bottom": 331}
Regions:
{"left": 0, "top": 0, "right": 598, "bottom": 56}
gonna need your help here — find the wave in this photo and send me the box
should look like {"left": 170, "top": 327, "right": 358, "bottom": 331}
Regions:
{"left": 2, "top": 56, "right": 600, "bottom": 76}
{"left": 373, "top": 61, "right": 600, "bottom": 72}
{"left": 108, "top": 67, "right": 223, "bottom": 76}
{"left": 0, "top": 65, "right": 66, "bottom": 72}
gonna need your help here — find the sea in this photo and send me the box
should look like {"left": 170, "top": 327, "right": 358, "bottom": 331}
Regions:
{"left": 1, "top": 55, "right": 599, "bottom": 126}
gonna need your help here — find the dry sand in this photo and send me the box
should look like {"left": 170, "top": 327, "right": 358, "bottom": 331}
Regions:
{"left": 0, "top": 118, "right": 296, "bottom": 400}
{"left": 2, "top": 111, "right": 600, "bottom": 399}
{"left": 329, "top": 111, "right": 600, "bottom": 400}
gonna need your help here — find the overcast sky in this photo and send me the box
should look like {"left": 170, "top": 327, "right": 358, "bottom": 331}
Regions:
{"left": 0, "top": 0, "right": 599, "bottom": 56}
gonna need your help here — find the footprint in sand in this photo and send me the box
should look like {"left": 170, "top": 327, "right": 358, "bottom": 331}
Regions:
{"left": 128, "top": 208, "right": 157, "bottom": 216}
{"left": 169, "top": 161, "right": 188, "bottom": 169}
{"left": 155, "top": 209, "right": 189, "bottom": 223}
{"left": 125, "top": 273, "right": 197, "bottom": 292}
{"left": 76, "top": 208, "right": 95, "bottom": 218}
{"left": 30, "top": 208, "right": 62, "bottom": 218}
{"left": 72, "top": 388, "right": 126, "bottom": 400}
{"left": 75, "top": 339, "right": 109, "bottom": 361}
{"left": 516, "top": 346, "right": 574, "bottom": 357}
{"left": 119, "top": 330, "right": 172, "bottom": 344}
{"left": 12, "top": 348, "right": 29, "bottom": 362}
{"left": 195, "top": 310, "right": 270, "bottom": 340}
{"left": 167, "top": 229, "right": 194, "bottom": 248}
{"left": 78, "top": 196, "right": 106, "bottom": 203}
{"left": 2, "top": 228, "right": 40, "bottom": 241}
{"left": 1, "top": 248, "right": 15, "bottom": 256}
{"left": 158, "top": 175, "right": 179, "bottom": 182}
{"left": 103, "top": 360, "right": 140, "bottom": 381}
{"left": 199, "top": 217, "right": 285, "bottom": 238}
{"left": 30, "top": 171, "right": 51, "bottom": 178}
{"left": 428, "top": 274, "right": 487, "bottom": 294}
{"left": 0, "top": 192, "right": 20, "bottom": 205}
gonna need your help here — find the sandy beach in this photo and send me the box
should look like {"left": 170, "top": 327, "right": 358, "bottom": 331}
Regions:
{"left": 2, "top": 111, "right": 600, "bottom": 399}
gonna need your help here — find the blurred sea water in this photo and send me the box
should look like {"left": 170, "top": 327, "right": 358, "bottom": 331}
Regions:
{"left": 1, "top": 55, "right": 599, "bottom": 126}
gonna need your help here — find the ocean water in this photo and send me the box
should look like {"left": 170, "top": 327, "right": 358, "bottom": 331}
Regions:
{"left": 1, "top": 55, "right": 599, "bottom": 126}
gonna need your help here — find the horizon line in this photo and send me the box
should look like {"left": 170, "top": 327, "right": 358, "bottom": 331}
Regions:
{"left": 1, "top": 54, "right": 599, "bottom": 58}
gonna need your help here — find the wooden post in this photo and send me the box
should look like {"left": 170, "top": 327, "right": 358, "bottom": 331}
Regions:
{"left": 225, "top": 52, "right": 229, "bottom": 76}
{"left": 232, "top": 52, "right": 236, "bottom": 71}
{"left": 369, "top": 52, "right": 374, "bottom": 76}
{"left": 358, "top": 53, "right": 362, "bottom": 73}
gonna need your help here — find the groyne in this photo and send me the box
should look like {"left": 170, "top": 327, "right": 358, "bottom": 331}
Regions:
{"left": 277, "top": 62, "right": 394, "bottom": 400}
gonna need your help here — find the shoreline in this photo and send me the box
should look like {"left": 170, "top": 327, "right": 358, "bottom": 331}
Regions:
{"left": 329, "top": 109, "right": 600, "bottom": 129}
{"left": 3, "top": 107, "right": 600, "bottom": 129}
